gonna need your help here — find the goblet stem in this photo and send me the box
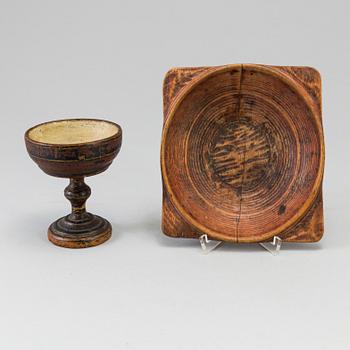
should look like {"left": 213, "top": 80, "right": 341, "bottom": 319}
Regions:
{"left": 64, "top": 177, "right": 91, "bottom": 222}
{"left": 48, "top": 176, "right": 111, "bottom": 248}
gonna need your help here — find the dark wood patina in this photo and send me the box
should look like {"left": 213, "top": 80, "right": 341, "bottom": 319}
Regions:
{"left": 25, "top": 118, "right": 122, "bottom": 248}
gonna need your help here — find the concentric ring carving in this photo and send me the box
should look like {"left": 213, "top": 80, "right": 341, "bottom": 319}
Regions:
{"left": 162, "top": 64, "right": 324, "bottom": 242}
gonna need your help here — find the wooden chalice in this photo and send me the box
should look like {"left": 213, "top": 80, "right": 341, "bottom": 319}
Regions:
{"left": 25, "top": 119, "right": 122, "bottom": 248}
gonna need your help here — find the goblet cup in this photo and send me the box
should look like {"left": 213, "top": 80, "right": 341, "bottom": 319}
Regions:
{"left": 25, "top": 118, "right": 122, "bottom": 248}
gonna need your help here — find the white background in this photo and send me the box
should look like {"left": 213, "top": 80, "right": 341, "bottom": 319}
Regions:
{"left": 0, "top": 0, "right": 349, "bottom": 349}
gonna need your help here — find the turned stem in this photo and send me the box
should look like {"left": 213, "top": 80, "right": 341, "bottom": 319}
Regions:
{"left": 64, "top": 177, "right": 91, "bottom": 221}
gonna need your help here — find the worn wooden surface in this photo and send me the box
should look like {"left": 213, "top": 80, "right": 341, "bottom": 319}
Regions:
{"left": 25, "top": 119, "right": 122, "bottom": 178}
{"left": 161, "top": 64, "right": 325, "bottom": 243}
{"left": 48, "top": 177, "right": 112, "bottom": 248}
{"left": 25, "top": 118, "right": 122, "bottom": 248}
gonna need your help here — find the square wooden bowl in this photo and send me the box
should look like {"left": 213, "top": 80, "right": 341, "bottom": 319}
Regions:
{"left": 161, "top": 64, "right": 324, "bottom": 243}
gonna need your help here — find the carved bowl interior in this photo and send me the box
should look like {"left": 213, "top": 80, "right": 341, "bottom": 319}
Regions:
{"left": 161, "top": 64, "right": 324, "bottom": 242}
{"left": 25, "top": 119, "right": 122, "bottom": 178}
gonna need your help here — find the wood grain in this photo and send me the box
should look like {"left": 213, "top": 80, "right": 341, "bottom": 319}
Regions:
{"left": 25, "top": 118, "right": 122, "bottom": 248}
{"left": 161, "top": 64, "right": 324, "bottom": 243}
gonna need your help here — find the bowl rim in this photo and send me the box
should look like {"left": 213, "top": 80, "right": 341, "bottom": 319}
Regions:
{"left": 25, "top": 118, "right": 122, "bottom": 147}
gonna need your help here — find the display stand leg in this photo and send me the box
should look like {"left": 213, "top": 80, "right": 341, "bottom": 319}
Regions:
{"left": 259, "top": 236, "right": 282, "bottom": 256}
{"left": 199, "top": 234, "right": 223, "bottom": 254}
{"left": 199, "top": 234, "right": 282, "bottom": 255}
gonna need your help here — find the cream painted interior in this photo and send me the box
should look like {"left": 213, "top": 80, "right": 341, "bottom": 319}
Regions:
{"left": 28, "top": 119, "right": 119, "bottom": 145}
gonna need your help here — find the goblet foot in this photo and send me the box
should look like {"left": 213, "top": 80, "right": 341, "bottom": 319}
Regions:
{"left": 48, "top": 213, "right": 112, "bottom": 248}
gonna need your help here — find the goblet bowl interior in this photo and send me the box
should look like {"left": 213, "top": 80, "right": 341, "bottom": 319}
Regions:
{"left": 27, "top": 119, "right": 120, "bottom": 145}
{"left": 25, "top": 118, "right": 122, "bottom": 178}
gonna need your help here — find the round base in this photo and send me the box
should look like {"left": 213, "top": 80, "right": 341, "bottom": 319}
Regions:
{"left": 48, "top": 213, "right": 112, "bottom": 248}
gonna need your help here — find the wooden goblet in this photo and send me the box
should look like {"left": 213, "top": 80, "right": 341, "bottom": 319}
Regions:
{"left": 25, "top": 119, "right": 122, "bottom": 248}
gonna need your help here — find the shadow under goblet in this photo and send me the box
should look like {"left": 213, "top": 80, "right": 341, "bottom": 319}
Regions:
{"left": 25, "top": 119, "right": 122, "bottom": 248}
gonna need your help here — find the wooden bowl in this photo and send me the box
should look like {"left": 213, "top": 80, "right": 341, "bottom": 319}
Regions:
{"left": 25, "top": 118, "right": 122, "bottom": 248}
{"left": 161, "top": 64, "right": 325, "bottom": 243}
{"left": 25, "top": 119, "right": 122, "bottom": 178}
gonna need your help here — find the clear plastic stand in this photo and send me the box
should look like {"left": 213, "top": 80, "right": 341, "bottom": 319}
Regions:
{"left": 199, "top": 234, "right": 223, "bottom": 254}
{"left": 259, "top": 236, "right": 282, "bottom": 256}
{"left": 199, "top": 234, "right": 282, "bottom": 256}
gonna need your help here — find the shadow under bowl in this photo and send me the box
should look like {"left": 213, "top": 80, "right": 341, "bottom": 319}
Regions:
{"left": 25, "top": 118, "right": 122, "bottom": 178}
